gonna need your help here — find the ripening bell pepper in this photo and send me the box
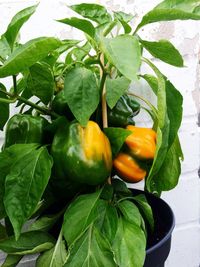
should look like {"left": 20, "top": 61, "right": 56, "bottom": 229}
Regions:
{"left": 113, "top": 125, "right": 157, "bottom": 183}
{"left": 3, "top": 114, "right": 48, "bottom": 149}
{"left": 108, "top": 94, "right": 140, "bottom": 127}
{"left": 51, "top": 120, "right": 112, "bottom": 185}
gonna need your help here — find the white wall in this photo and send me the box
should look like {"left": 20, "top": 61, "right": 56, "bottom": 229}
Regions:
{"left": 0, "top": 0, "right": 200, "bottom": 266}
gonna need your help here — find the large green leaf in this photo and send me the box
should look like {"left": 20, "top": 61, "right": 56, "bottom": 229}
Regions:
{"left": 1, "top": 254, "right": 22, "bottom": 267}
{"left": 64, "top": 67, "right": 99, "bottom": 126}
{"left": 0, "top": 83, "right": 10, "bottom": 130}
{"left": 118, "top": 200, "right": 142, "bottom": 227}
{"left": 101, "top": 35, "right": 141, "bottom": 81}
{"left": 0, "top": 231, "right": 55, "bottom": 255}
{"left": 36, "top": 231, "right": 67, "bottom": 267}
{"left": 112, "top": 217, "right": 146, "bottom": 267}
{"left": 104, "top": 127, "right": 132, "bottom": 157}
{"left": 70, "top": 3, "right": 112, "bottom": 24}
{"left": 0, "top": 144, "right": 38, "bottom": 219}
{"left": 3, "top": 5, "right": 37, "bottom": 49}
{"left": 140, "top": 39, "right": 184, "bottom": 67}
{"left": 26, "top": 62, "right": 54, "bottom": 104}
{"left": 63, "top": 190, "right": 102, "bottom": 246}
{"left": 133, "top": 194, "right": 154, "bottom": 231}
{"left": 153, "top": 136, "right": 182, "bottom": 191}
{"left": 106, "top": 76, "right": 131, "bottom": 109}
{"left": 136, "top": 0, "right": 200, "bottom": 31}
{"left": 142, "top": 74, "right": 183, "bottom": 148}
{"left": 95, "top": 200, "right": 118, "bottom": 242}
{"left": 0, "top": 37, "right": 61, "bottom": 78}
{"left": 4, "top": 144, "right": 53, "bottom": 239}
{"left": 143, "top": 59, "right": 170, "bottom": 193}
{"left": 58, "top": 17, "right": 95, "bottom": 38}
{"left": 64, "top": 224, "right": 117, "bottom": 267}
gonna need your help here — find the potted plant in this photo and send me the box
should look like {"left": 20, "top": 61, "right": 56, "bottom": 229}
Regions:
{"left": 0, "top": 1, "right": 199, "bottom": 266}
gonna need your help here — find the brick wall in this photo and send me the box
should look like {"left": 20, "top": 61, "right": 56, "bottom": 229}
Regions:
{"left": 0, "top": 0, "right": 200, "bottom": 266}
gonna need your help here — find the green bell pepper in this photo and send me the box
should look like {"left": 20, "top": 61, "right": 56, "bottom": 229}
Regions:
{"left": 3, "top": 114, "right": 48, "bottom": 149}
{"left": 108, "top": 94, "right": 140, "bottom": 127}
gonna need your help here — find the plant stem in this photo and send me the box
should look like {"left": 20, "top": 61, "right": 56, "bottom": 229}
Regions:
{"left": 99, "top": 54, "right": 111, "bottom": 185}
{"left": 0, "top": 88, "right": 59, "bottom": 118}
{"left": 12, "top": 75, "right": 17, "bottom": 96}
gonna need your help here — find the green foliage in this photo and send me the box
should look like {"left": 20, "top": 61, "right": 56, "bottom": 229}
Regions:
{"left": 0, "top": 83, "right": 10, "bottom": 130}
{"left": 3, "top": 5, "right": 37, "bottom": 50}
{"left": 136, "top": 0, "right": 200, "bottom": 31}
{"left": 36, "top": 231, "right": 67, "bottom": 267}
{"left": 1, "top": 254, "right": 22, "bottom": 267}
{"left": 100, "top": 35, "right": 141, "bottom": 81}
{"left": 64, "top": 67, "right": 99, "bottom": 126}
{"left": 3, "top": 144, "right": 53, "bottom": 239}
{"left": 0, "top": 37, "right": 61, "bottom": 77}
{"left": 0, "top": 231, "right": 55, "bottom": 254}
{"left": 104, "top": 127, "right": 132, "bottom": 157}
{"left": 112, "top": 217, "right": 146, "bottom": 267}
{"left": 106, "top": 76, "right": 131, "bottom": 109}
{"left": 140, "top": 39, "right": 184, "bottom": 67}
{"left": 26, "top": 62, "right": 54, "bottom": 104}
{"left": 70, "top": 3, "right": 112, "bottom": 24}
{"left": 58, "top": 18, "right": 95, "bottom": 38}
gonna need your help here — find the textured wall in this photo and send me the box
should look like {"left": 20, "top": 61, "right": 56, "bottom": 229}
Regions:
{"left": 0, "top": 0, "right": 200, "bottom": 266}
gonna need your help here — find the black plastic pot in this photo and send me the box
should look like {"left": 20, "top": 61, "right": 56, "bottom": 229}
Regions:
{"left": 130, "top": 189, "right": 175, "bottom": 267}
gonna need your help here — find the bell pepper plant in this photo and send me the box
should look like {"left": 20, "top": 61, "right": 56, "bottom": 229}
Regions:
{"left": 0, "top": 1, "right": 199, "bottom": 266}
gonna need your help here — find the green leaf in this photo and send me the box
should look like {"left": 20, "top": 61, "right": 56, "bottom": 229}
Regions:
{"left": 165, "top": 80, "right": 183, "bottom": 147}
{"left": 64, "top": 67, "right": 99, "bottom": 126}
{"left": 153, "top": 136, "right": 182, "bottom": 191}
{"left": 63, "top": 190, "right": 102, "bottom": 246}
{"left": 114, "top": 12, "right": 134, "bottom": 34}
{"left": 26, "top": 62, "right": 54, "bottom": 104}
{"left": 0, "top": 37, "right": 61, "bottom": 78}
{"left": 36, "top": 231, "right": 67, "bottom": 267}
{"left": 142, "top": 74, "right": 183, "bottom": 148}
{"left": 3, "top": 5, "right": 37, "bottom": 49}
{"left": 143, "top": 59, "right": 170, "bottom": 193}
{"left": 29, "top": 211, "right": 63, "bottom": 232}
{"left": 118, "top": 200, "right": 142, "bottom": 227}
{"left": 140, "top": 39, "right": 184, "bottom": 67}
{"left": 1, "top": 254, "right": 22, "bottom": 267}
{"left": 70, "top": 42, "right": 91, "bottom": 61}
{"left": 104, "top": 127, "right": 132, "bottom": 157}
{"left": 0, "top": 83, "right": 10, "bottom": 130}
{"left": 0, "top": 144, "right": 38, "bottom": 219}
{"left": 133, "top": 194, "right": 154, "bottom": 231}
{"left": 95, "top": 200, "right": 118, "bottom": 242}
{"left": 106, "top": 76, "right": 131, "bottom": 109}
{"left": 0, "top": 231, "right": 55, "bottom": 255}
{"left": 112, "top": 217, "right": 146, "bottom": 267}
{"left": 101, "top": 35, "right": 141, "bottom": 81}
{"left": 4, "top": 145, "right": 53, "bottom": 239}
{"left": 70, "top": 3, "right": 112, "bottom": 24}
{"left": 156, "top": 0, "right": 200, "bottom": 12}
{"left": 64, "top": 224, "right": 116, "bottom": 267}
{"left": 0, "top": 37, "right": 11, "bottom": 61}
{"left": 58, "top": 17, "right": 95, "bottom": 38}
{"left": 136, "top": 0, "right": 200, "bottom": 31}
